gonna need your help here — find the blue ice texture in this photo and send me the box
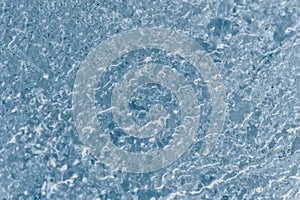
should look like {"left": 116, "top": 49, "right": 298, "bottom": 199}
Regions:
{"left": 0, "top": 0, "right": 299, "bottom": 199}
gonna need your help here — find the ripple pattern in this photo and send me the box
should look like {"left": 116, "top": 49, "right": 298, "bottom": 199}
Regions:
{"left": 72, "top": 28, "right": 226, "bottom": 173}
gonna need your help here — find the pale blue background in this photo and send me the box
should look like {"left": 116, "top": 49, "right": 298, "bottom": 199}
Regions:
{"left": 0, "top": 0, "right": 299, "bottom": 199}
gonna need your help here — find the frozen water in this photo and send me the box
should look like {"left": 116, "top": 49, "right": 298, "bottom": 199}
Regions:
{"left": 1, "top": 0, "right": 299, "bottom": 199}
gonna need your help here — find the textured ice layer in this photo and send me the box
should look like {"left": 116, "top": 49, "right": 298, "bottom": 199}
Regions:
{"left": 1, "top": 0, "right": 299, "bottom": 199}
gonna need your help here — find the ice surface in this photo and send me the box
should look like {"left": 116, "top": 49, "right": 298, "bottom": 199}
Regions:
{"left": 1, "top": 0, "right": 299, "bottom": 199}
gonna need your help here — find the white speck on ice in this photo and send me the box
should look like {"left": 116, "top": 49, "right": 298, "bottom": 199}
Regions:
{"left": 49, "top": 157, "right": 56, "bottom": 167}
{"left": 59, "top": 164, "right": 68, "bottom": 172}
{"left": 43, "top": 74, "right": 49, "bottom": 79}
{"left": 144, "top": 57, "right": 152, "bottom": 63}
